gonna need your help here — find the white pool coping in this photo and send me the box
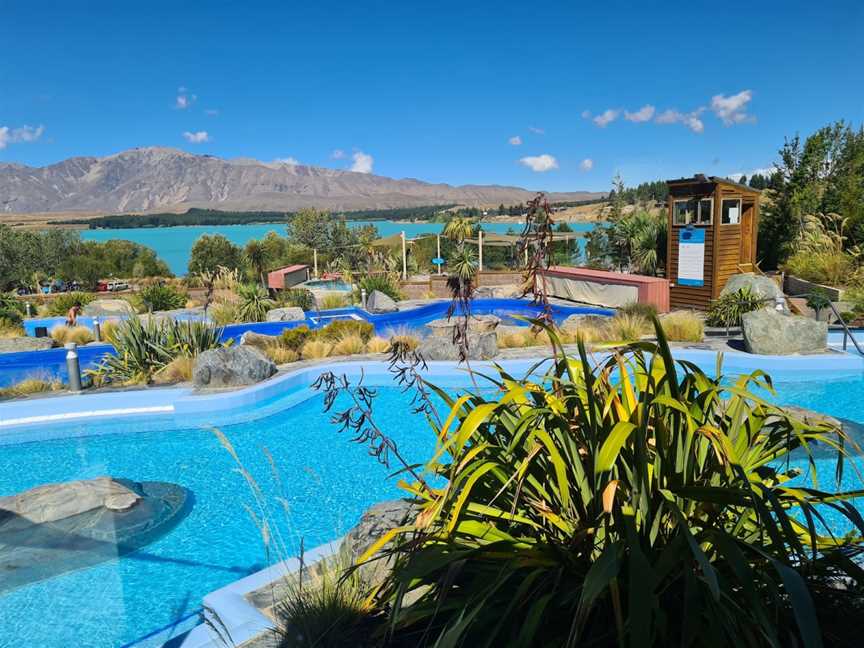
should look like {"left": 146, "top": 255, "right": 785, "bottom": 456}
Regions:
{"left": 3, "top": 346, "right": 864, "bottom": 647}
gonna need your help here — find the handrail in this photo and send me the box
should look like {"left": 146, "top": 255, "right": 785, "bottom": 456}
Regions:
{"left": 787, "top": 293, "right": 864, "bottom": 356}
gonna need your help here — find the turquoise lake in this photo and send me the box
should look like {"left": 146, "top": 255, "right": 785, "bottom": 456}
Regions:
{"left": 81, "top": 220, "right": 596, "bottom": 276}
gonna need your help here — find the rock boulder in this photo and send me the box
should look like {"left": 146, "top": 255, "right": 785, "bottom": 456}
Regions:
{"left": 265, "top": 307, "right": 306, "bottom": 322}
{"left": 721, "top": 273, "right": 784, "bottom": 302}
{"left": 560, "top": 314, "right": 609, "bottom": 333}
{"left": 82, "top": 299, "right": 135, "bottom": 317}
{"left": 418, "top": 330, "right": 498, "bottom": 361}
{"left": 741, "top": 310, "right": 827, "bottom": 355}
{"left": 425, "top": 315, "right": 500, "bottom": 338}
{"left": 0, "top": 337, "right": 55, "bottom": 353}
{"left": 366, "top": 290, "right": 398, "bottom": 313}
{"left": 193, "top": 346, "right": 277, "bottom": 388}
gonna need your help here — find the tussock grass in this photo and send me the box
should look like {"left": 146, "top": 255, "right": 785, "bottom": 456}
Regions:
{"left": 266, "top": 346, "right": 300, "bottom": 364}
{"left": 50, "top": 325, "right": 94, "bottom": 346}
{"left": 208, "top": 301, "right": 240, "bottom": 326}
{"left": 333, "top": 334, "right": 366, "bottom": 356}
{"left": 100, "top": 319, "right": 121, "bottom": 346}
{"left": 152, "top": 356, "right": 195, "bottom": 384}
{"left": 318, "top": 293, "right": 351, "bottom": 310}
{"left": 0, "top": 373, "right": 63, "bottom": 399}
{"left": 388, "top": 334, "right": 419, "bottom": 351}
{"left": 365, "top": 336, "right": 391, "bottom": 354}
{"left": 607, "top": 313, "right": 650, "bottom": 342}
{"left": 0, "top": 322, "right": 25, "bottom": 338}
{"left": 301, "top": 339, "right": 333, "bottom": 359}
{"left": 660, "top": 310, "right": 705, "bottom": 342}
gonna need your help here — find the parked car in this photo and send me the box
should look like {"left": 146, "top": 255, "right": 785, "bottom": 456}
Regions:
{"left": 108, "top": 281, "right": 129, "bottom": 292}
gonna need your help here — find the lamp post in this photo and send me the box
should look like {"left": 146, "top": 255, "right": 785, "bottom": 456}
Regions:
{"left": 65, "top": 343, "right": 82, "bottom": 392}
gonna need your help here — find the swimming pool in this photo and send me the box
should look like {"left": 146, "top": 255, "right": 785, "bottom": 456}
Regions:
{"left": 0, "top": 352, "right": 862, "bottom": 647}
{"left": 298, "top": 278, "right": 353, "bottom": 292}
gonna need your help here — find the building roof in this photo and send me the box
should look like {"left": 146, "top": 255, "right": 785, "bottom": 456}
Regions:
{"left": 666, "top": 174, "right": 761, "bottom": 194}
{"left": 268, "top": 264, "right": 308, "bottom": 276}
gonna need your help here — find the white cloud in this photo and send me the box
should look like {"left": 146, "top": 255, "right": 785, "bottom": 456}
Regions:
{"left": 351, "top": 151, "right": 373, "bottom": 173}
{"left": 519, "top": 154, "right": 558, "bottom": 172}
{"left": 204, "top": 108, "right": 219, "bottom": 116}
{"left": 624, "top": 104, "right": 655, "bottom": 123}
{"left": 711, "top": 90, "right": 754, "bottom": 125}
{"left": 655, "top": 108, "right": 705, "bottom": 133}
{"left": 175, "top": 87, "right": 197, "bottom": 110}
{"left": 528, "top": 126, "right": 545, "bottom": 134}
{"left": 581, "top": 110, "right": 592, "bottom": 119}
{"left": 508, "top": 135, "right": 522, "bottom": 146}
{"left": 579, "top": 158, "right": 594, "bottom": 171}
{"left": 592, "top": 109, "right": 620, "bottom": 128}
{"left": 0, "top": 124, "right": 45, "bottom": 149}
{"left": 182, "top": 130, "right": 211, "bottom": 143}
{"left": 274, "top": 157, "right": 300, "bottom": 166}
{"left": 331, "top": 149, "right": 346, "bottom": 159}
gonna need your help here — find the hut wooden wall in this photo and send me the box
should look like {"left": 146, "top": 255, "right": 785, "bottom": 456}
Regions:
{"left": 668, "top": 219, "right": 715, "bottom": 310}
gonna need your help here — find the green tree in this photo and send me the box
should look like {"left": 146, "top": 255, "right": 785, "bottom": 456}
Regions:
{"left": 287, "top": 208, "right": 331, "bottom": 249}
{"left": 188, "top": 234, "right": 242, "bottom": 275}
{"left": 244, "top": 239, "right": 268, "bottom": 287}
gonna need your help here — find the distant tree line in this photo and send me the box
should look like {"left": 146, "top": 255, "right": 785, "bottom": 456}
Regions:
{"left": 0, "top": 226, "right": 171, "bottom": 291}
{"left": 62, "top": 204, "right": 459, "bottom": 229}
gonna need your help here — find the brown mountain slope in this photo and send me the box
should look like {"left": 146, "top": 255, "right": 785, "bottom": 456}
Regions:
{"left": 0, "top": 147, "right": 605, "bottom": 215}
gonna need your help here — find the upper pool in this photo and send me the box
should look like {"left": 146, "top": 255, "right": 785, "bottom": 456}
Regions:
{"left": 4, "top": 299, "right": 613, "bottom": 388}
{"left": 0, "top": 354, "right": 862, "bottom": 647}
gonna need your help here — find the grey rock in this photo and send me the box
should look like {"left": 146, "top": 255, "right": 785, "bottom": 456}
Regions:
{"left": 741, "top": 310, "right": 827, "bottom": 355}
{"left": 265, "top": 306, "right": 306, "bottom": 322}
{"left": 425, "top": 315, "right": 501, "bottom": 338}
{"left": 82, "top": 299, "right": 135, "bottom": 317}
{"left": 193, "top": 346, "right": 277, "bottom": 388}
{"left": 366, "top": 290, "right": 398, "bottom": 313}
{"left": 0, "top": 337, "right": 54, "bottom": 353}
{"left": 721, "top": 273, "right": 784, "bottom": 303}
{"left": 418, "top": 330, "right": 498, "bottom": 361}
{"left": 475, "top": 284, "right": 523, "bottom": 299}
{"left": 0, "top": 146, "right": 605, "bottom": 215}
{"left": 0, "top": 477, "right": 190, "bottom": 593}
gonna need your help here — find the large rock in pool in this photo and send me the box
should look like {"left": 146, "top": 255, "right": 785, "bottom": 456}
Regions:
{"left": 265, "top": 307, "right": 305, "bottom": 322}
{"left": 82, "top": 299, "right": 135, "bottom": 317}
{"left": 741, "top": 309, "right": 828, "bottom": 355}
{"left": 560, "top": 314, "right": 609, "bottom": 333}
{"left": 0, "top": 477, "right": 191, "bottom": 592}
{"left": 366, "top": 290, "right": 398, "bottom": 313}
{"left": 193, "top": 345, "right": 277, "bottom": 388}
{"left": 425, "top": 315, "right": 500, "bottom": 337}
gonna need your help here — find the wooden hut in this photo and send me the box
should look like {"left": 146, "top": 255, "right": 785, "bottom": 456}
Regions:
{"left": 666, "top": 175, "right": 760, "bottom": 310}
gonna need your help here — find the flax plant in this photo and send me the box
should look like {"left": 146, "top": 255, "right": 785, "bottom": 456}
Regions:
{"left": 359, "top": 319, "right": 864, "bottom": 647}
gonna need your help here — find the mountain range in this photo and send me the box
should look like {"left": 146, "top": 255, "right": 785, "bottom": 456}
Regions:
{"left": 0, "top": 147, "right": 605, "bottom": 215}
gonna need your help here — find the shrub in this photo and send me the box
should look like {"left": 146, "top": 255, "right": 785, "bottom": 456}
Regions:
{"left": 318, "top": 293, "right": 351, "bottom": 310}
{"left": 320, "top": 320, "right": 374, "bottom": 342}
{"left": 152, "top": 356, "right": 195, "bottom": 384}
{"left": 265, "top": 346, "right": 299, "bottom": 364}
{"left": 50, "top": 325, "right": 94, "bottom": 346}
{"left": 88, "top": 317, "right": 222, "bottom": 384}
{"left": 300, "top": 339, "right": 332, "bottom": 359}
{"left": 280, "top": 288, "right": 315, "bottom": 311}
{"left": 360, "top": 321, "right": 864, "bottom": 647}
{"left": 47, "top": 292, "right": 94, "bottom": 316}
{"left": 0, "top": 318, "right": 24, "bottom": 338}
{"left": 783, "top": 249, "right": 856, "bottom": 286}
{"left": 805, "top": 287, "right": 833, "bottom": 318}
{"left": 618, "top": 301, "right": 658, "bottom": 319}
{"left": 607, "top": 312, "right": 650, "bottom": 341}
{"left": 208, "top": 301, "right": 240, "bottom": 326}
{"left": 356, "top": 274, "right": 402, "bottom": 302}
{"left": 706, "top": 287, "right": 763, "bottom": 327}
{"left": 0, "top": 292, "right": 25, "bottom": 326}
{"left": 332, "top": 334, "right": 365, "bottom": 356}
{"left": 279, "top": 325, "right": 315, "bottom": 351}
{"left": 135, "top": 283, "right": 187, "bottom": 312}
{"left": 387, "top": 334, "right": 419, "bottom": 351}
{"left": 0, "top": 375, "right": 62, "bottom": 399}
{"left": 497, "top": 330, "right": 529, "bottom": 348}
{"left": 365, "top": 336, "right": 391, "bottom": 354}
{"left": 236, "top": 284, "right": 275, "bottom": 323}
{"left": 100, "top": 319, "right": 121, "bottom": 346}
{"left": 660, "top": 310, "right": 704, "bottom": 342}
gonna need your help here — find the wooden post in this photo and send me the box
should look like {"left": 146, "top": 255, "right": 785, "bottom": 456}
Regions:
{"left": 313, "top": 249, "right": 318, "bottom": 278}
{"left": 478, "top": 230, "right": 484, "bottom": 272}
{"left": 436, "top": 234, "right": 442, "bottom": 275}
{"left": 401, "top": 231, "right": 407, "bottom": 280}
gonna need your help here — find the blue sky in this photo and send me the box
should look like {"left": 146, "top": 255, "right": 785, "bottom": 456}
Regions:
{"left": 1, "top": 0, "right": 862, "bottom": 192}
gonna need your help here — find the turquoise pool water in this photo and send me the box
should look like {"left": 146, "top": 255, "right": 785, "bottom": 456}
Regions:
{"left": 0, "top": 368, "right": 862, "bottom": 646}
